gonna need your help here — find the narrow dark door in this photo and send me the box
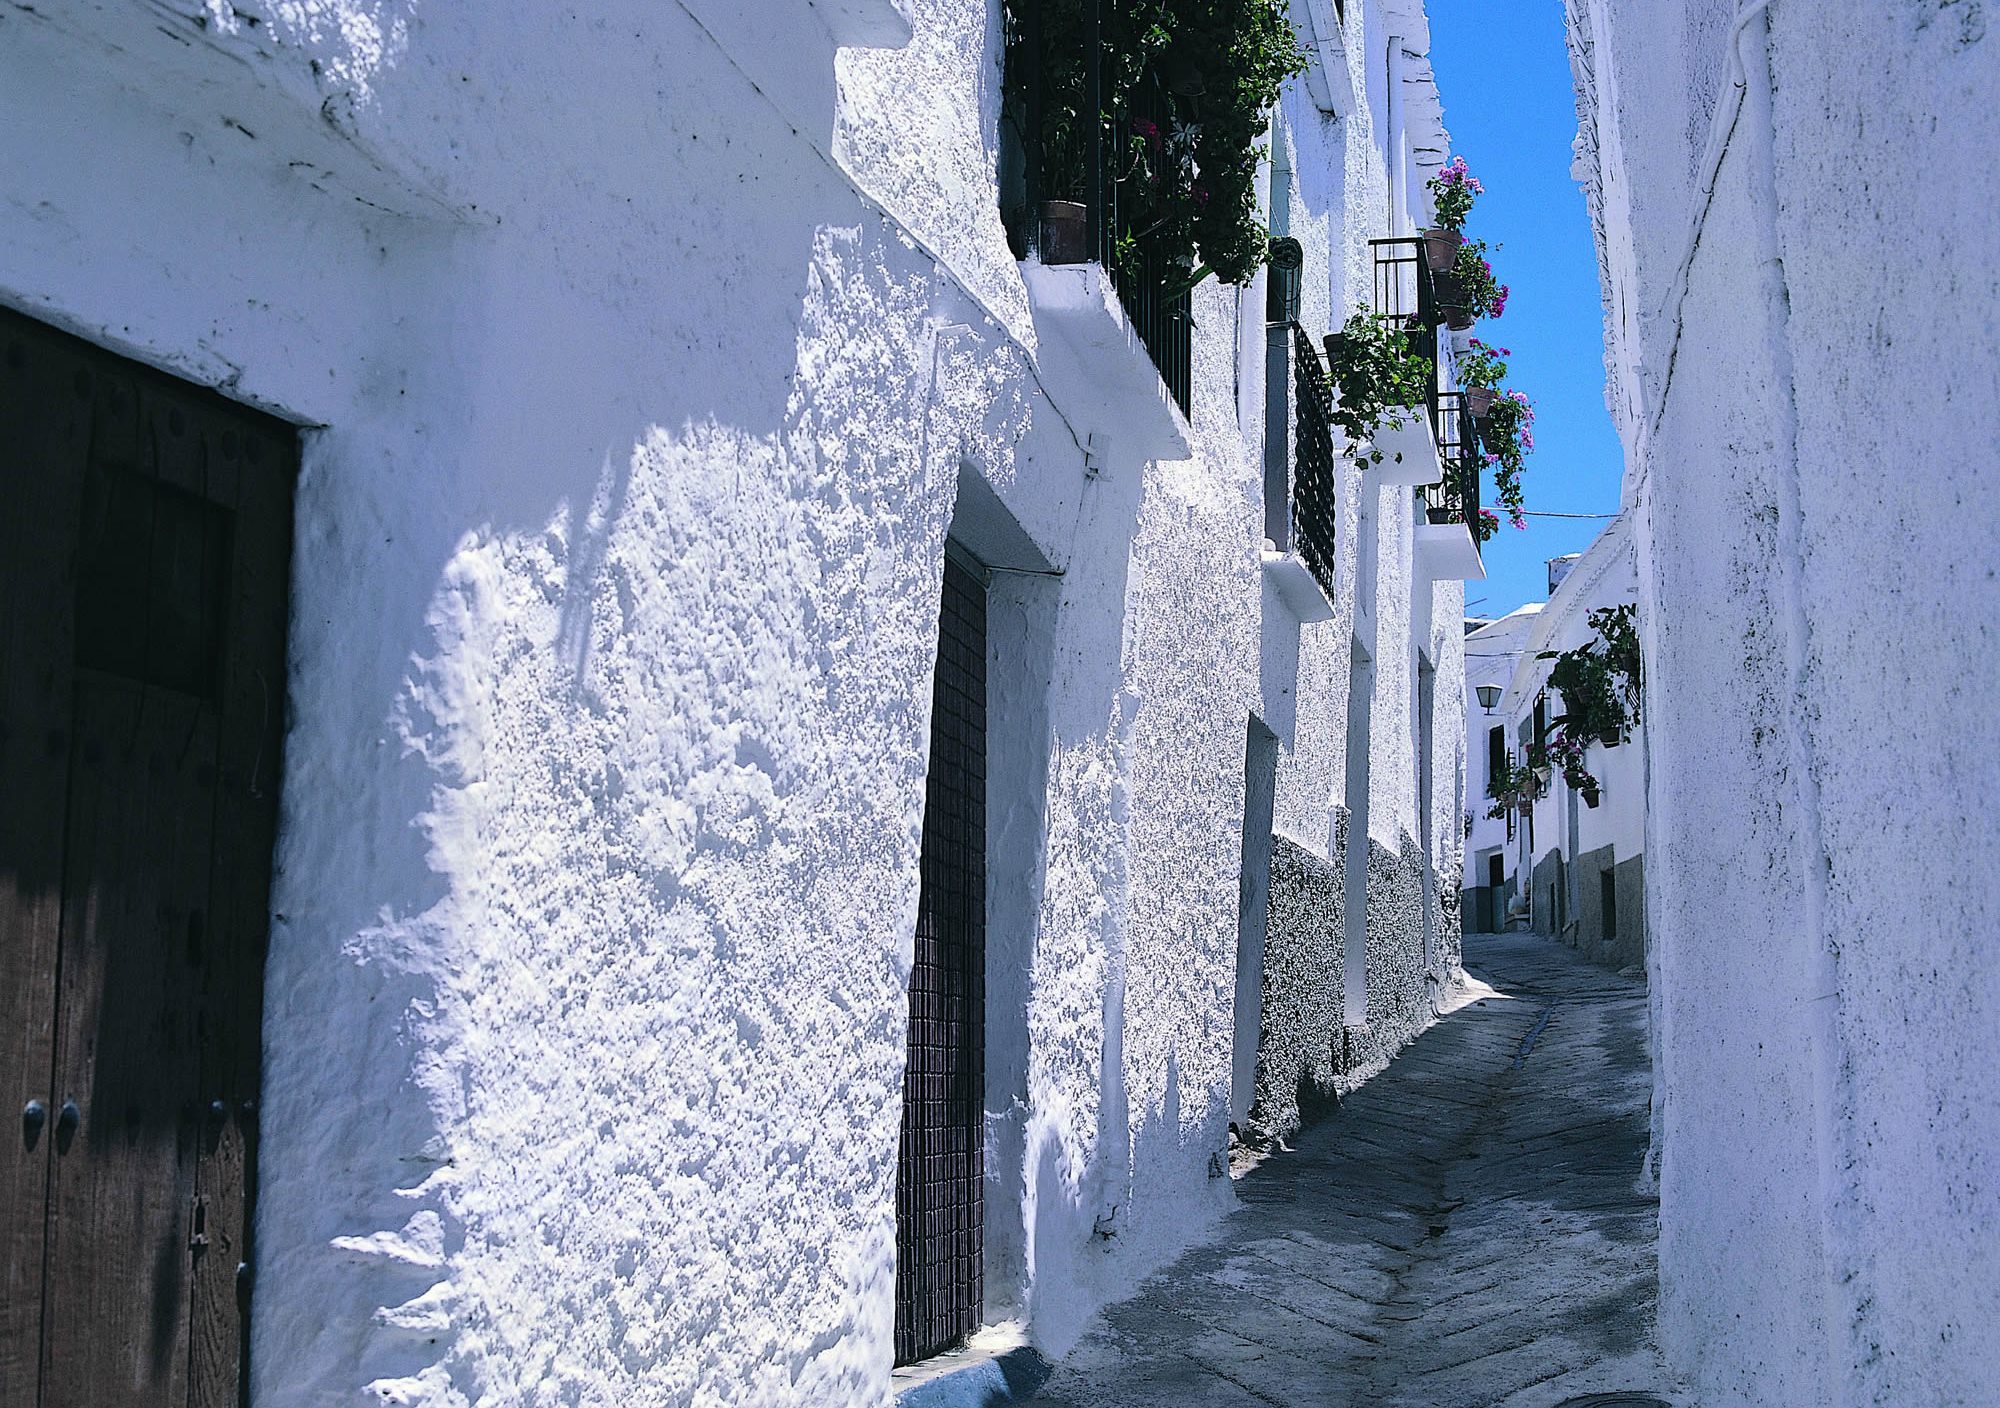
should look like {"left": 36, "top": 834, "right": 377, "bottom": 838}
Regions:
{"left": 894, "top": 553, "right": 987, "bottom": 1365}
{"left": 0, "top": 308, "right": 294, "bottom": 1408}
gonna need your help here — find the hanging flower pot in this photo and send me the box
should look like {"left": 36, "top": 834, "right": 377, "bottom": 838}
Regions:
{"left": 1421, "top": 227, "right": 1464, "bottom": 273}
{"left": 1581, "top": 783, "right": 1602, "bottom": 809}
{"left": 1040, "top": 201, "right": 1089, "bottom": 265}
{"left": 1466, "top": 387, "right": 1498, "bottom": 418}
{"left": 1598, "top": 727, "right": 1621, "bottom": 748}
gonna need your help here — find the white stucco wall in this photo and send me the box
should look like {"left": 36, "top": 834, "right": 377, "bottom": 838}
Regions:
{"left": 0, "top": 2, "right": 1306, "bottom": 1403}
{"left": 1568, "top": 2, "right": 2000, "bottom": 1403}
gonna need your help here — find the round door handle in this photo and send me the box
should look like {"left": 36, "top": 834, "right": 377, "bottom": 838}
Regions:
{"left": 54, "top": 1100, "right": 80, "bottom": 1141}
{"left": 22, "top": 1100, "right": 46, "bottom": 1147}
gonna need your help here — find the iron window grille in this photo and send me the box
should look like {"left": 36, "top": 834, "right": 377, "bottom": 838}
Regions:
{"left": 1423, "top": 389, "right": 1483, "bottom": 547}
{"left": 1290, "top": 325, "right": 1341, "bottom": 600}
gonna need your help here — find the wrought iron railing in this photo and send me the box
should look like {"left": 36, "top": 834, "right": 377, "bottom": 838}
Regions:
{"left": 1000, "top": 0, "right": 1194, "bottom": 413}
{"left": 1291, "top": 325, "right": 1340, "bottom": 598}
{"left": 1369, "top": 237, "right": 1440, "bottom": 359}
{"left": 1424, "top": 389, "right": 1483, "bottom": 544}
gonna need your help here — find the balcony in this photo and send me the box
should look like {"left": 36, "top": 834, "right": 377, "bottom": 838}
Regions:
{"left": 1416, "top": 390, "right": 1487, "bottom": 581}
{"left": 1000, "top": 0, "right": 1194, "bottom": 414}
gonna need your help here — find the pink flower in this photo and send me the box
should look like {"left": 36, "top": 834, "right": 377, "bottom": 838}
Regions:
{"left": 1510, "top": 511, "right": 1527, "bottom": 529}
{"left": 1192, "top": 182, "right": 1210, "bottom": 206}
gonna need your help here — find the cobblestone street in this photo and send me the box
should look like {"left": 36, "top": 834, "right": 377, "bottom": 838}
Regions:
{"left": 1032, "top": 933, "right": 1685, "bottom": 1408}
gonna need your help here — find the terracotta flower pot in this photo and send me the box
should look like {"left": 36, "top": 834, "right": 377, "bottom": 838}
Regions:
{"left": 1598, "top": 728, "right": 1621, "bottom": 748}
{"left": 1442, "top": 305, "right": 1476, "bottom": 332}
{"left": 1421, "top": 227, "right": 1464, "bottom": 273}
{"left": 1466, "top": 387, "right": 1498, "bottom": 418}
{"left": 1040, "top": 201, "right": 1089, "bottom": 265}
{"left": 1582, "top": 785, "right": 1601, "bottom": 809}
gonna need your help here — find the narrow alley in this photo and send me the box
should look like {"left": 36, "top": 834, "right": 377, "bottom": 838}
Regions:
{"left": 1033, "top": 933, "right": 1678, "bottom": 1408}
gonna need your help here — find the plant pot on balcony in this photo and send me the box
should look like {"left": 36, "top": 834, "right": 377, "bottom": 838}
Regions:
{"left": 1466, "top": 387, "right": 1498, "bottom": 418}
{"left": 1430, "top": 270, "right": 1475, "bottom": 331}
{"left": 1427, "top": 504, "right": 1459, "bottom": 527}
{"left": 1040, "top": 201, "right": 1090, "bottom": 265}
{"left": 1421, "top": 227, "right": 1464, "bottom": 273}
{"left": 1598, "top": 727, "right": 1622, "bottom": 748}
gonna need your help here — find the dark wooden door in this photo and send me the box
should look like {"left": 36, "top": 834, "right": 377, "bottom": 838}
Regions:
{"left": 893, "top": 552, "right": 987, "bottom": 1365}
{"left": 1, "top": 308, "right": 294, "bottom": 1408}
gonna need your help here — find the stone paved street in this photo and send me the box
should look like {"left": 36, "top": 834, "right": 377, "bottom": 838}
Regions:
{"left": 1031, "top": 933, "right": 1687, "bottom": 1408}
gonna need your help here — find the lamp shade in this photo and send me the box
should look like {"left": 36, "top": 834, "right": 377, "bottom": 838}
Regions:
{"left": 1476, "top": 684, "right": 1502, "bottom": 710}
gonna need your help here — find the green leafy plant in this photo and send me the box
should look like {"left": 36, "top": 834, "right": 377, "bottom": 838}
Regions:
{"left": 1324, "top": 314, "right": 1434, "bottom": 463}
{"left": 1479, "top": 390, "right": 1533, "bottom": 529}
{"left": 1426, "top": 155, "right": 1483, "bottom": 231}
{"left": 1010, "top": 0, "right": 1307, "bottom": 286}
{"left": 1457, "top": 337, "right": 1509, "bottom": 391}
{"left": 1484, "top": 750, "right": 1542, "bottom": 821}
{"left": 1440, "top": 238, "right": 1508, "bottom": 321}
{"left": 1535, "top": 604, "right": 1643, "bottom": 792}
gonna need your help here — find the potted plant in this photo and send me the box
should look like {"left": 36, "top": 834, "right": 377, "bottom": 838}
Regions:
{"left": 1041, "top": 200, "right": 1090, "bottom": 264}
{"left": 1534, "top": 605, "right": 1644, "bottom": 796}
{"left": 1421, "top": 155, "right": 1481, "bottom": 271}
{"left": 1322, "top": 313, "right": 1434, "bottom": 463}
{"left": 1009, "top": 0, "right": 1307, "bottom": 288}
{"left": 1478, "top": 389, "right": 1533, "bottom": 531}
{"left": 1484, "top": 753, "right": 1543, "bottom": 822}
{"left": 1435, "top": 238, "right": 1508, "bottom": 330}
{"left": 1456, "top": 337, "right": 1509, "bottom": 419}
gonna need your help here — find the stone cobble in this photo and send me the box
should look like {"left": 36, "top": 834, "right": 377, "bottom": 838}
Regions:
{"left": 1030, "top": 933, "right": 1688, "bottom": 1408}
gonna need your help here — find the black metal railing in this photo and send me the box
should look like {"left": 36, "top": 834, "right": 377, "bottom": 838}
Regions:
{"left": 1291, "top": 325, "right": 1340, "bottom": 598}
{"left": 1369, "top": 237, "right": 1439, "bottom": 356}
{"left": 1000, "top": 0, "right": 1193, "bottom": 413}
{"left": 1423, "top": 388, "right": 1483, "bottom": 544}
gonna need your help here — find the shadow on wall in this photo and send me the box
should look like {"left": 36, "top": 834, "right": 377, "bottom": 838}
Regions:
{"left": 233, "top": 8, "right": 1044, "bottom": 1405}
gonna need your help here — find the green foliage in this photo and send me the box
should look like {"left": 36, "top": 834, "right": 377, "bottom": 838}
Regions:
{"left": 1484, "top": 750, "right": 1541, "bottom": 820}
{"left": 1536, "top": 604, "right": 1644, "bottom": 792}
{"left": 1012, "top": 0, "right": 1308, "bottom": 286}
{"left": 1324, "top": 314, "right": 1433, "bottom": 462}
{"left": 1441, "top": 238, "right": 1508, "bottom": 320}
{"left": 1479, "top": 391, "right": 1533, "bottom": 528}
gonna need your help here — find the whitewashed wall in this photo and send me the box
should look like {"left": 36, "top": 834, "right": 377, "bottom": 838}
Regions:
{"left": 1568, "top": 2, "right": 2000, "bottom": 1403}
{"left": 1245, "top": 0, "right": 1469, "bottom": 1142}
{"left": 0, "top": 1, "right": 1310, "bottom": 1403}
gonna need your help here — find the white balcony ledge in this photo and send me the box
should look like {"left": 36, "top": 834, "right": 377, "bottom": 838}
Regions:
{"left": 1262, "top": 548, "right": 1337, "bottom": 624}
{"left": 808, "top": 0, "right": 913, "bottom": 47}
{"left": 1416, "top": 521, "right": 1487, "bottom": 581}
{"left": 1020, "top": 259, "right": 1192, "bottom": 466}
{"left": 1363, "top": 408, "right": 1443, "bottom": 486}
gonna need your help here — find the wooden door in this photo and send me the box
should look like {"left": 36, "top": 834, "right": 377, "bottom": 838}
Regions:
{"left": 0, "top": 308, "right": 294, "bottom": 1407}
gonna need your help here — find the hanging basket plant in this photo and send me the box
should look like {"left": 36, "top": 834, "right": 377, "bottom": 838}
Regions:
{"left": 1421, "top": 155, "right": 1482, "bottom": 271}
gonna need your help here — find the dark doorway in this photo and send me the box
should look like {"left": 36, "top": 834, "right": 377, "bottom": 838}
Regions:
{"left": 894, "top": 551, "right": 988, "bottom": 1365}
{"left": 1482, "top": 853, "right": 1504, "bottom": 933}
{"left": 1, "top": 307, "right": 294, "bottom": 1407}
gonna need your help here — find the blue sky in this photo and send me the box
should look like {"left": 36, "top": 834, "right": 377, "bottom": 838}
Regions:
{"left": 1424, "top": 0, "right": 1626, "bottom": 617}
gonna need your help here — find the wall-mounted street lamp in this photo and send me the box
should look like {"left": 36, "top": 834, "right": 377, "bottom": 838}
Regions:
{"left": 1476, "top": 684, "right": 1502, "bottom": 713}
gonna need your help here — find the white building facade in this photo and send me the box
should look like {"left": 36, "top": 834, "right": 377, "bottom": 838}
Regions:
{"left": 1567, "top": 3, "right": 2000, "bottom": 1404}
{"left": 0, "top": 2, "right": 1474, "bottom": 1405}
{"left": 1462, "top": 525, "right": 1645, "bottom": 970}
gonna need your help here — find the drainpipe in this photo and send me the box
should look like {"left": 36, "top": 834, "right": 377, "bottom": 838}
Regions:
{"left": 1386, "top": 36, "right": 1409, "bottom": 234}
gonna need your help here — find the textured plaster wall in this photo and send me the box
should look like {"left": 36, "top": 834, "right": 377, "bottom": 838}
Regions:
{"left": 1250, "top": 8, "right": 1466, "bottom": 1148}
{"left": 0, "top": 0, "right": 1289, "bottom": 1402}
{"left": 1569, "top": 2, "right": 2000, "bottom": 1403}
